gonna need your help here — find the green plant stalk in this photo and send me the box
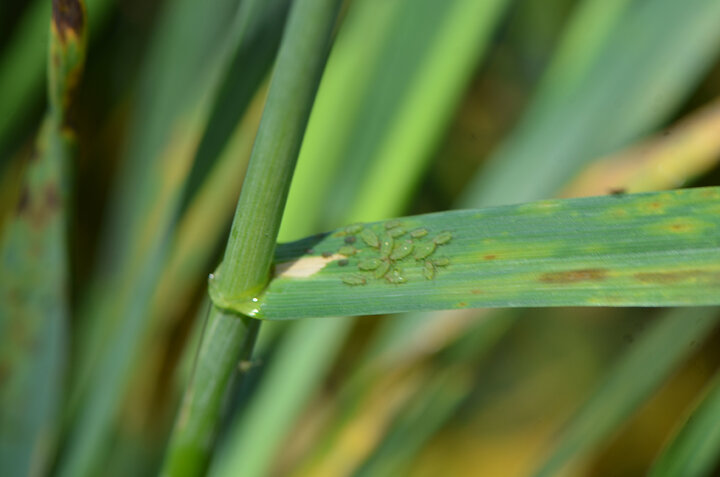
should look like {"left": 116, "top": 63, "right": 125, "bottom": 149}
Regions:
{"left": 162, "top": 0, "right": 341, "bottom": 475}
{"left": 0, "top": 1, "right": 87, "bottom": 475}
{"left": 100, "top": 2, "right": 289, "bottom": 463}
{"left": 210, "top": 2, "right": 509, "bottom": 473}
{"left": 150, "top": 86, "right": 266, "bottom": 333}
{"left": 59, "top": 1, "right": 278, "bottom": 475}
{"left": 649, "top": 371, "right": 720, "bottom": 477}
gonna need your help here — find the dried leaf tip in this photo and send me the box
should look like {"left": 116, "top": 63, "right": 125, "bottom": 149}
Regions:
{"left": 52, "top": 0, "right": 85, "bottom": 43}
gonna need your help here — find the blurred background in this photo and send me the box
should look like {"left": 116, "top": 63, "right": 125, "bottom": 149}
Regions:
{"left": 2, "top": 0, "right": 720, "bottom": 476}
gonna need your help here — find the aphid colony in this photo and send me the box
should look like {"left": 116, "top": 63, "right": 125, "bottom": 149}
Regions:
{"left": 330, "top": 220, "right": 451, "bottom": 286}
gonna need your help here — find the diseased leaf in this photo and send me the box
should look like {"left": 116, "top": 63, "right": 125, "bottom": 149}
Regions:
{"left": 209, "top": 187, "right": 720, "bottom": 320}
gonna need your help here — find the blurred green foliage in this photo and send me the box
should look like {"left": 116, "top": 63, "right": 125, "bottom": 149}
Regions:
{"left": 1, "top": 0, "right": 720, "bottom": 476}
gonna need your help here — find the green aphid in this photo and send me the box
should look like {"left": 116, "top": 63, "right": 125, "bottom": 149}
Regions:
{"left": 386, "top": 269, "right": 407, "bottom": 284}
{"left": 358, "top": 258, "right": 382, "bottom": 271}
{"left": 339, "top": 245, "right": 357, "bottom": 256}
{"left": 341, "top": 274, "right": 366, "bottom": 286}
{"left": 346, "top": 223, "right": 364, "bottom": 235}
{"left": 389, "top": 242, "right": 413, "bottom": 260}
{"left": 433, "top": 257, "right": 450, "bottom": 267}
{"left": 380, "top": 233, "right": 394, "bottom": 258}
{"left": 388, "top": 227, "right": 407, "bottom": 238}
{"left": 433, "top": 231, "right": 452, "bottom": 245}
{"left": 385, "top": 220, "right": 402, "bottom": 229}
{"left": 410, "top": 228, "right": 428, "bottom": 238}
{"left": 374, "top": 260, "right": 391, "bottom": 279}
{"left": 414, "top": 241, "right": 436, "bottom": 260}
{"left": 360, "top": 228, "right": 379, "bottom": 248}
{"left": 423, "top": 260, "right": 435, "bottom": 280}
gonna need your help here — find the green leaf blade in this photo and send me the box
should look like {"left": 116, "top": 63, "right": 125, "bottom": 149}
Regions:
{"left": 650, "top": 371, "right": 720, "bottom": 477}
{"left": 212, "top": 187, "right": 720, "bottom": 320}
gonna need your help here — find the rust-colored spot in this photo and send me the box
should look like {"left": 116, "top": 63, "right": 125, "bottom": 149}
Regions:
{"left": 321, "top": 251, "right": 332, "bottom": 258}
{"left": 456, "top": 302, "right": 468, "bottom": 307}
{"left": 650, "top": 202, "right": 662, "bottom": 209}
{"left": 540, "top": 268, "right": 607, "bottom": 284}
{"left": 52, "top": 0, "right": 85, "bottom": 42}
{"left": 471, "top": 289, "right": 484, "bottom": 295}
{"left": 45, "top": 184, "right": 61, "bottom": 210}
{"left": 634, "top": 270, "right": 720, "bottom": 284}
{"left": 0, "top": 361, "right": 10, "bottom": 387}
{"left": 483, "top": 254, "right": 497, "bottom": 260}
{"left": 669, "top": 223, "right": 689, "bottom": 232}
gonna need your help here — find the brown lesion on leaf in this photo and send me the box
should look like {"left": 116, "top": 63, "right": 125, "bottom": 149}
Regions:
{"left": 669, "top": 223, "right": 690, "bottom": 232}
{"left": 540, "top": 268, "right": 607, "bottom": 284}
{"left": 15, "top": 186, "right": 30, "bottom": 215}
{"left": 483, "top": 254, "right": 497, "bottom": 260}
{"left": 52, "top": 0, "right": 85, "bottom": 43}
{"left": 634, "top": 270, "right": 720, "bottom": 284}
{"left": 45, "top": 184, "right": 61, "bottom": 210}
{"left": 17, "top": 183, "right": 63, "bottom": 227}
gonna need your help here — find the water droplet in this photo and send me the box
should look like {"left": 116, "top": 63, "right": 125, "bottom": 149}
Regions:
{"left": 385, "top": 220, "right": 402, "bottom": 229}
{"left": 252, "top": 297, "right": 259, "bottom": 303}
{"left": 208, "top": 273, "right": 215, "bottom": 280}
{"left": 346, "top": 223, "right": 364, "bottom": 235}
{"left": 360, "top": 229, "right": 379, "bottom": 248}
{"left": 433, "top": 231, "right": 452, "bottom": 245}
{"left": 344, "top": 236, "right": 356, "bottom": 244}
{"left": 380, "top": 233, "right": 394, "bottom": 258}
{"left": 389, "top": 242, "right": 413, "bottom": 260}
{"left": 339, "top": 246, "right": 356, "bottom": 256}
{"left": 410, "top": 228, "right": 428, "bottom": 238}
{"left": 414, "top": 241, "right": 436, "bottom": 260}
{"left": 433, "top": 257, "right": 449, "bottom": 267}
{"left": 388, "top": 227, "right": 406, "bottom": 238}
{"left": 358, "top": 258, "right": 382, "bottom": 270}
{"left": 341, "top": 274, "right": 366, "bottom": 286}
{"left": 374, "top": 260, "right": 391, "bottom": 278}
{"left": 423, "top": 261, "right": 435, "bottom": 280}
